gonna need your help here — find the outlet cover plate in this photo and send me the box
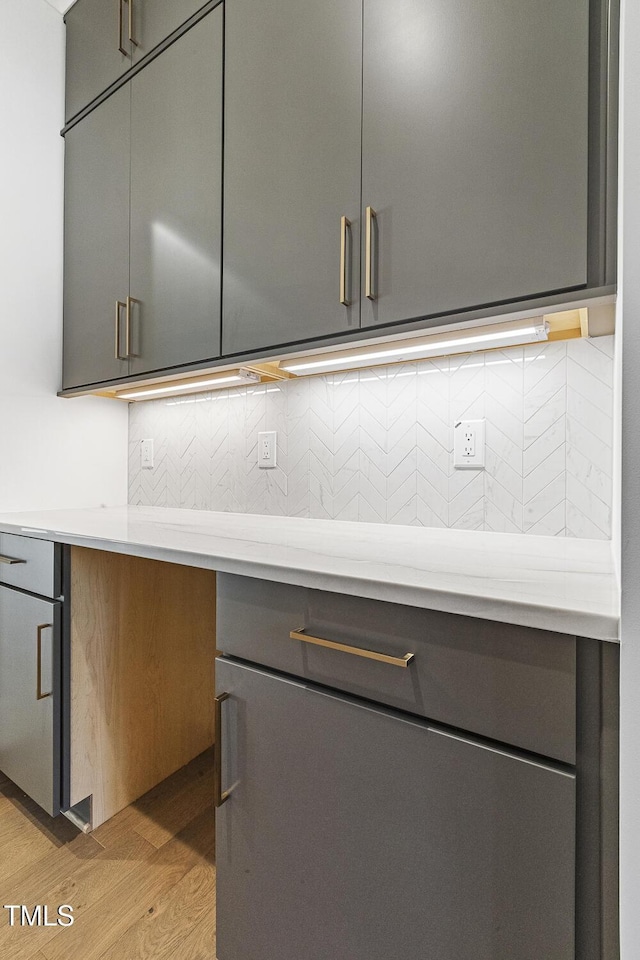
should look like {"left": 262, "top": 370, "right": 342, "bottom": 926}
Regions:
{"left": 453, "top": 419, "right": 485, "bottom": 469}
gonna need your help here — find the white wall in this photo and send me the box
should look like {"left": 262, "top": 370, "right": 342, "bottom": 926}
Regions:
{"left": 0, "top": 0, "right": 128, "bottom": 512}
{"left": 619, "top": 0, "right": 640, "bottom": 952}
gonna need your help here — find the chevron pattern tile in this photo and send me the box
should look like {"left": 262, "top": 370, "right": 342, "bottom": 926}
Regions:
{"left": 128, "top": 336, "right": 615, "bottom": 539}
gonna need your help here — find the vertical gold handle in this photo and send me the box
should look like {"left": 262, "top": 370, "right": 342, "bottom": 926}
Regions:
{"left": 117, "top": 0, "right": 128, "bottom": 55}
{"left": 365, "top": 205, "right": 377, "bottom": 301}
{"left": 128, "top": 0, "right": 139, "bottom": 46}
{"left": 125, "top": 297, "right": 140, "bottom": 358}
{"left": 36, "top": 624, "right": 53, "bottom": 701}
{"left": 340, "top": 216, "right": 351, "bottom": 306}
{"left": 214, "top": 693, "right": 231, "bottom": 808}
{"left": 115, "top": 300, "right": 127, "bottom": 359}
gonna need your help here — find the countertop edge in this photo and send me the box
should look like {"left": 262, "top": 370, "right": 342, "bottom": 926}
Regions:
{"left": 1, "top": 523, "right": 618, "bottom": 642}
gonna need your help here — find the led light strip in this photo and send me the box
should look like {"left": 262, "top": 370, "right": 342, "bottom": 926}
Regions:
{"left": 280, "top": 319, "right": 548, "bottom": 375}
{"left": 118, "top": 373, "right": 247, "bottom": 401}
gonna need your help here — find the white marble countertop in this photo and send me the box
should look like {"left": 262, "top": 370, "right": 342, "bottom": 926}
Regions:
{"left": 0, "top": 505, "right": 619, "bottom": 640}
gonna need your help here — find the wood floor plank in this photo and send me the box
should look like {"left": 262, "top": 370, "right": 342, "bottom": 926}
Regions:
{"left": 0, "top": 752, "right": 216, "bottom": 960}
{"left": 0, "top": 832, "right": 156, "bottom": 960}
{"left": 98, "top": 858, "right": 215, "bottom": 960}
{"left": 92, "top": 749, "right": 214, "bottom": 849}
{"left": 172, "top": 907, "right": 217, "bottom": 960}
{"left": 40, "top": 808, "right": 215, "bottom": 960}
{"left": 0, "top": 800, "right": 60, "bottom": 884}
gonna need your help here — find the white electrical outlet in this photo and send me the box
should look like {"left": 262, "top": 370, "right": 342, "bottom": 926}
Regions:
{"left": 453, "top": 420, "right": 485, "bottom": 469}
{"left": 258, "top": 431, "right": 277, "bottom": 469}
{"left": 141, "top": 438, "right": 154, "bottom": 470}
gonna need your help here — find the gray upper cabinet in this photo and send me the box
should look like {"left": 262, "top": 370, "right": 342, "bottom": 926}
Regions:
{"left": 65, "top": 0, "right": 132, "bottom": 123}
{"left": 130, "top": 0, "right": 207, "bottom": 63}
{"left": 360, "top": 0, "right": 591, "bottom": 329}
{"left": 63, "top": 6, "right": 222, "bottom": 390}
{"left": 128, "top": 9, "right": 222, "bottom": 375}
{"left": 222, "top": 0, "right": 363, "bottom": 356}
{"left": 65, "top": 0, "right": 209, "bottom": 123}
{"left": 63, "top": 84, "right": 131, "bottom": 389}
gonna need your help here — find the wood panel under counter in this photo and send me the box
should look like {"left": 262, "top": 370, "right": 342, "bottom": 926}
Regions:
{"left": 69, "top": 546, "right": 216, "bottom": 829}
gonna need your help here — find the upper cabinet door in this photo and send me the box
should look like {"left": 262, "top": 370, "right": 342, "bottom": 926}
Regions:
{"left": 222, "top": 0, "right": 362, "bottom": 357}
{"left": 63, "top": 84, "right": 131, "bottom": 390}
{"left": 128, "top": 7, "right": 223, "bottom": 376}
{"left": 65, "top": 0, "right": 133, "bottom": 122}
{"left": 130, "top": 0, "right": 209, "bottom": 63}
{"left": 361, "top": 0, "right": 590, "bottom": 329}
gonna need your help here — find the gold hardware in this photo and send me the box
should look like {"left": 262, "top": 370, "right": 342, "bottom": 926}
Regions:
{"left": 214, "top": 692, "right": 231, "bottom": 807}
{"left": 125, "top": 297, "right": 140, "bottom": 358}
{"left": 117, "top": 0, "right": 128, "bottom": 56}
{"left": 290, "top": 628, "right": 414, "bottom": 668}
{"left": 115, "top": 300, "right": 127, "bottom": 359}
{"left": 36, "top": 624, "right": 53, "bottom": 701}
{"left": 128, "top": 0, "right": 139, "bottom": 46}
{"left": 340, "top": 216, "right": 351, "bottom": 306}
{"left": 0, "top": 555, "right": 26, "bottom": 565}
{"left": 365, "top": 205, "right": 377, "bottom": 301}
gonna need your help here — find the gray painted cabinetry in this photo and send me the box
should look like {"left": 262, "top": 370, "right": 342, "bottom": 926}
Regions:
{"left": 0, "top": 539, "right": 62, "bottom": 818}
{"left": 222, "top": 0, "right": 363, "bottom": 355}
{"left": 223, "top": 0, "right": 608, "bottom": 355}
{"left": 216, "top": 658, "right": 575, "bottom": 960}
{"left": 214, "top": 573, "right": 618, "bottom": 960}
{"left": 63, "top": 7, "right": 223, "bottom": 390}
{"left": 65, "top": 0, "right": 207, "bottom": 122}
{"left": 360, "top": 0, "right": 590, "bottom": 327}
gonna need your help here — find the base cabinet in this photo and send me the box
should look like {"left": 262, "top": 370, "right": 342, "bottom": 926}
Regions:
{"left": 0, "top": 583, "right": 61, "bottom": 818}
{"left": 216, "top": 657, "right": 575, "bottom": 960}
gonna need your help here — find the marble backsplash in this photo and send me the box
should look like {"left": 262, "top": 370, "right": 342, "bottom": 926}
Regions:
{"left": 129, "top": 335, "right": 615, "bottom": 539}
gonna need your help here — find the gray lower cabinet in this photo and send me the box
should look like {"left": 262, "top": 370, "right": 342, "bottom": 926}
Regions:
{"left": 0, "top": 585, "right": 61, "bottom": 818}
{"left": 215, "top": 657, "right": 576, "bottom": 960}
{"left": 65, "top": 0, "right": 208, "bottom": 123}
{"left": 360, "top": 0, "right": 591, "bottom": 328}
{"left": 222, "top": 0, "right": 363, "bottom": 355}
{"left": 63, "top": 6, "right": 222, "bottom": 390}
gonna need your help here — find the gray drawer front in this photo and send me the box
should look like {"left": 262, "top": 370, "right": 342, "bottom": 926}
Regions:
{"left": 217, "top": 574, "right": 576, "bottom": 764}
{"left": 0, "top": 535, "right": 61, "bottom": 599}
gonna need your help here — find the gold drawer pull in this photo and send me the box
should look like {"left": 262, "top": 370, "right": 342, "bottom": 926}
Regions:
{"left": 0, "top": 554, "right": 26, "bottom": 565}
{"left": 290, "top": 628, "right": 414, "bottom": 668}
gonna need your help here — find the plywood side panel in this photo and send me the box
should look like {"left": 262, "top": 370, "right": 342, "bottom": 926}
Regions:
{"left": 70, "top": 547, "right": 215, "bottom": 828}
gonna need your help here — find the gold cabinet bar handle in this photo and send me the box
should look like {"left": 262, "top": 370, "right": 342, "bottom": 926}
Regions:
{"left": 125, "top": 297, "right": 140, "bottom": 358}
{"left": 365, "top": 205, "right": 377, "bottom": 301}
{"left": 117, "top": 0, "right": 128, "bottom": 56}
{"left": 339, "top": 216, "right": 351, "bottom": 306}
{"left": 214, "top": 692, "right": 231, "bottom": 807}
{"left": 0, "top": 555, "right": 26, "bottom": 565}
{"left": 115, "top": 300, "right": 127, "bottom": 359}
{"left": 128, "top": 0, "right": 139, "bottom": 46}
{"left": 36, "top": 624, "right": 53, "bottom": 701}
{"left": 290, "top": 628, "right": 414, "bottom": 668}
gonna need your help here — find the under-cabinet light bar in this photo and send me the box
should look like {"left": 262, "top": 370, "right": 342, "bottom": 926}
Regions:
{"left": 117, "top": 373, "right": 246, "bottom": 401}
{"left": 280, "top": 318, "right": 548, "bottom": 375}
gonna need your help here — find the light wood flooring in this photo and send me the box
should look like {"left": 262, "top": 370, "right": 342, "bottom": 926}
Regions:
{"left": 0, "top": 749, "right": 216, "bottom": 960}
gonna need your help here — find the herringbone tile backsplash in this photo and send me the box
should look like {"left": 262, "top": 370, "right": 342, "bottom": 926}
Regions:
{"left": 129, "top": 336, "right": 615, "bottom": 538}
